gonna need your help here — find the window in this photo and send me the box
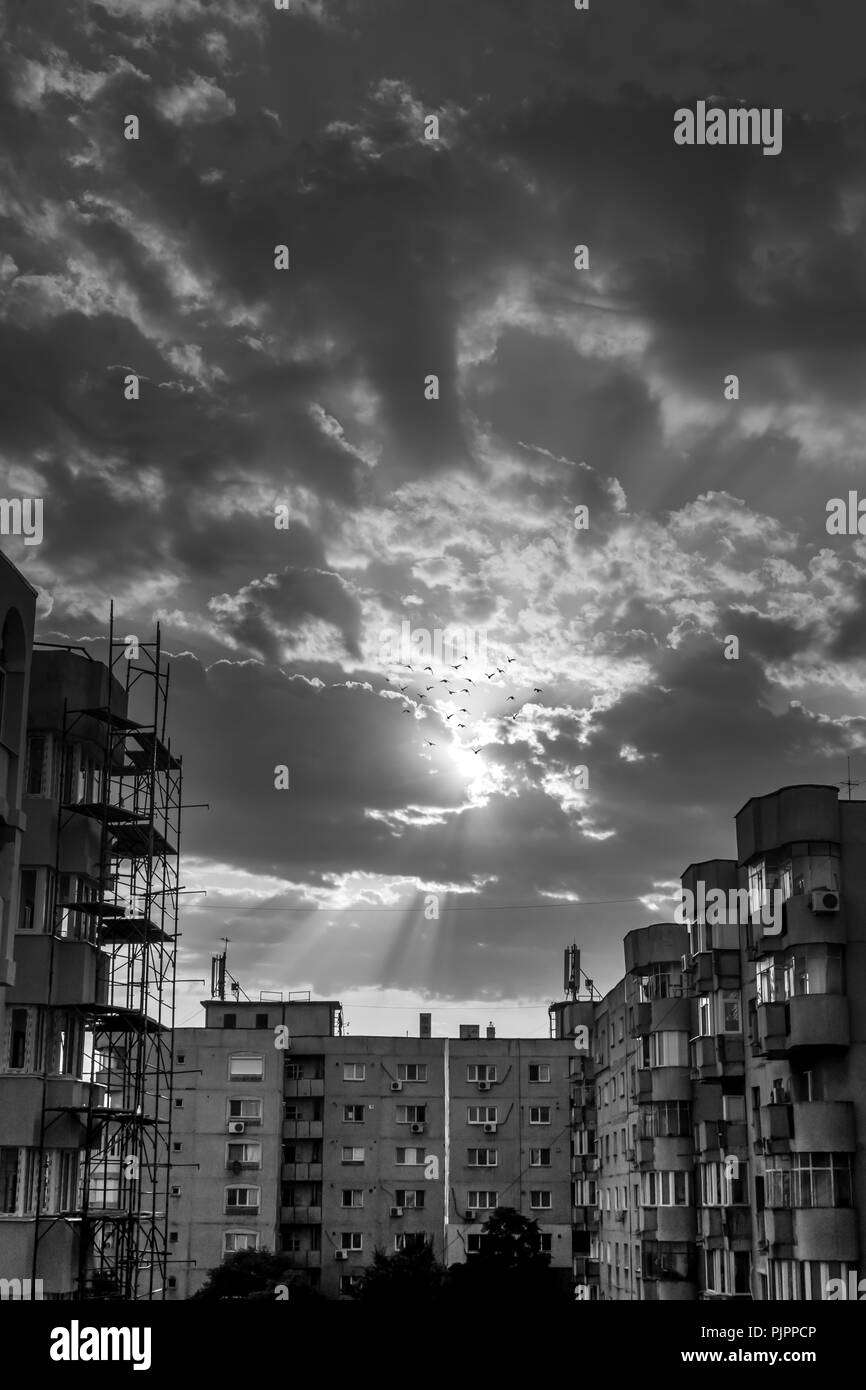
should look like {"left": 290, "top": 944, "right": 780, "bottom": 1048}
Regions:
{"left": 395, "top": 1189, "right": 425, "bottom": 1208}
{"left": 7, "top": 1008, "right": 29, "bottom": 1070}
{"left": 467, "top": 1191, "right": 498, "bottom": 1209}
{"left": 340, "top": 1273, "right": 363, "bottom": 1295}
{"left": 467, "top": 1233, "right": 489, "bottom": 1254}
{"left": 467, "top": 1106, "right": 498, "bottom": 1124}
{"left": 228, "top": 1098, "right": 262, "bottom": 1124}
{"left": 340, "top": 1232, "right": 363, "bottom": 1251}
{"left": 228, "top": 1054, "right": 263, "bottom": 1081}
{"left": 255, "top": 1013, "right": 268, "bottom": 1029}
{"left": 343, "top": 1064, "right": 365, "bottom": 1082}
{"left": 177, "top": 1054, "right": 185, "bottom": 1065}
{"left": 640, "top": 1171, "right": 692, "bottom": 1206}
{"left": 530, "top": 1148, "right": 551, "bottom": 1166}
{"left": 722, "top": 991, "right": 741, "bottom": 1033}
{"left": 343, "top": 1105, "right": 364, "bottom": 1123}
{"left": 530, "top": 1190, "right": 552, "bottom": 1209}
{"left": 224, "top": 1231, "right": 259, "bottom": 1255}
{"left": 341, "top": 1190, "right": 364, "bottom": 1207}
{"left": 396, "top": 1104, "right": 427, "bottom": 1124}
{"left": 529, "top": 1106, "right": 551, "bottom": 1125}
{"left": 529, "top": 1064, "right": 550, "bottom": 1083}
{"left": 699, "top": 1160, "right": 748, "bottom": 1206}
{"left": 765, "top": 1154, "right": 853, "bottom": 1209}
{"left": 225, "top": 1186, "right": 260, "bottom": 1213}
{"left": 396, "top": 1147, "right": 426, "bottom": 1166}
{"left": 18, "top": 870, "right": 36, "bottom": 930}
{"left": 174, "top": 1098, "right": 184, "bottom": 1109}
{"left": 223, "top": 1013, "right": 237, "bottom": 1029}
{"left": 641, "top": 1101, "right": 691, "bottom": 1139}
{"left": 285, "top": 1063, "right": 303, "bottom": 1080}
{"left": 645, "top": 1031, "right": 689, "bottom": 1068}
{"left": 226, "top": 1142, "right": 261, "bottom": 1170}
{"left": 467, "top": 1148, "right": 498, "bottom": 1166}
{"left": 25, "top": 736, "right": 48, "bottom": 796}
{"left": 172, "top": 1142, "right": 182, "bottom": 1153}
{"left": 467, "top": 1064, "right": 497, "bottom": 1083}
{"left": 341, "top": 1146, "right": 365, "bottom": 1164}
{"left": 396, "top": 1063, "right": 427, "bottom": 1082}
{"left": 0, "top": 1148, "right": 19, "bottom": 1213}
{"left": 395, "top": 1233, "right": 428, "bottom": 1251}
{"left": 540, "top": 1233, "right": 553, "bottom": 1253}
{"left": 618, "top": 1073, "right": 625, "bottom": 1099}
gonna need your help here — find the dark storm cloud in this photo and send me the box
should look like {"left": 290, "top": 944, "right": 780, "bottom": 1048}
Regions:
{"left": 5, "top": 0, "right": 866, "bottom": 1013}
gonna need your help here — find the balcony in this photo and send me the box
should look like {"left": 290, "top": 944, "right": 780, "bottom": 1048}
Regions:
{"left": 690, "top": 1034, "right": 745, "bottom": 1082}
{"left": 281, "top": 1162, "right": 323, "bottom": 1182}
{"left": 636, "top": 1068, "right": 691, "bottom": 1103}
{"left": 753, "top": 1003, "right": 787, "bottom": 1058}
{"left": 283, "top": 1078, "right": 324, "bottom": 1098}
{"left": 692, "top": 949, "right": 740, "bottom": 993}
{"left": 573, "top": 1257, "right": 599, "bottom": 1282}
{"left": 790, "top": 1101, "right": 855, "bottom": 1152}
{"left": 786, "top": 995, "right": 849, "bottom": 1057}
{"left": 783, "top": 893, "right": 846, "bottom": 949}
{"left": 279, "top": 1249, "right": 322, "bottom": 1269}
{"left": 720, "top": 1207, "right": 752, "bottom": 1244}
{"left": 572, "top": 1206, "right": 599, "bottom": 1231}
{"left": 280, "top": 1205, "right": 322, "bottom": 1225}
{"left": 571, "top": 1154, "right": 598, "bottom": 1176}
{"left": 642, "top": 1278, "right": 698, "bottom": 1301}
{"left": 793, "top": 1207, "right": 858, "bottom": 1262}
{"left": 282, "top": 1120, "right": 323, "bottom": 1140}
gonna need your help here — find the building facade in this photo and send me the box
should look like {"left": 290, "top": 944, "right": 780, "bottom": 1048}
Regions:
{"left": 168, "top": 1002, "right": 576, "bottom": 1299}
{"left": 552, "top": 783, "right": 866, "bottom": 1302}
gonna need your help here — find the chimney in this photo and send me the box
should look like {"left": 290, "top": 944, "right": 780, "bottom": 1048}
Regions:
{"left": 486, "top": 1023, "right": 495, "bottom": 1039}
{"left": 459, "top": 1024, "right": 480, "bottom": 1039}
{"left": 419, "top": 1012, "right": 431, "bottom": 1038}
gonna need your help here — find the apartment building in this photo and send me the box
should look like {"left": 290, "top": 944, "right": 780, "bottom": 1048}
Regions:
{"left": 168, "top": 1003, "right": 576, "bottom": 1299}
{"left": 0, "top": 614, "right": 182, "bottom": 1298}
{"left": 0, "top": 552, "right": 36, "bottom": 1125}
{"left": 552, "top": 783, "right": 866, "bottom": 1302}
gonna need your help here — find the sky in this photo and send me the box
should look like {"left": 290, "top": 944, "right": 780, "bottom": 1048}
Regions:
{"left": 2, "top": 0, "right": 866, "bottom": 1038}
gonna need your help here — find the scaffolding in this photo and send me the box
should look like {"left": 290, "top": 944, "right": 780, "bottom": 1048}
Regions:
{"left": 30, "top": 607, "right": 181, "bottom": 1298}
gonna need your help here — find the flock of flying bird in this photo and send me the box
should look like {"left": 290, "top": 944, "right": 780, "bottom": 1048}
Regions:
{"left": 387, "top": 656, "right": 545, "bottom": 757}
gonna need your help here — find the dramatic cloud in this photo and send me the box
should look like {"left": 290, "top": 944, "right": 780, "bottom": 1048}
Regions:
{"left": 3, "top": 0, "right": 866, "bottom": 1033}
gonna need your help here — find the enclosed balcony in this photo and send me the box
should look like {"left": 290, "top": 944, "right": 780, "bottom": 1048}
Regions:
{"left": 281, "top": 1162, "right": 323, "bottom": 1182}
{"left": 283, "top": 1078, "right": 324, "bottom": 1098}
{"left": 790, "top": 1101, "right": 855, "bottom": 1152}
{"left": 282, "top": 1120, "right": 323, "bottom": 1140}
{"left": 280, "top": 1205, "right": 322, "bottom": 1225}
{"left": 786, "top": 995, "right": 849, "bottom": 1056}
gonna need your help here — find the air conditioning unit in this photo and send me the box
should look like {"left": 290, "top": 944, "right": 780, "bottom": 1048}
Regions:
{"left": 477, "top": 1081, "right": 491, "bottom": 1092}
{"left": 334, "top": 1250, "right": 349, "bottom": 1261}
{"left": 228, "top": 1122, "right": 245, "bottom": 1134}
{"left": 410, "top": 1122, "right": 425, "bottom": 1134}
{"left": 390, "top": 1081, "right": 403, "bottom": 1092}
{"left": 810, "top": 890, "right": 840, "bottom": 914}
{"left": 483, "top": 1122, "right": 497, "bottom": 1134}
{"left": 389, "top": 1206, "right": 404, "bottom": 1218}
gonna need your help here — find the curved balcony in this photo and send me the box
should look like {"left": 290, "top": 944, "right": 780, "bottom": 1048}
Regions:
{"left": 783, "top": 894, "right": 846, "bottom": 949}
{"left": 636, "top": 1067, "right": 691, "bottom": 1103}
{"left": 786, "top": 996, "right": 849, "bottom": 1056}
{"left": 793, "top": 1207, "right": 858, "bottom": 1262}
{"left": 735, "top": 785, "right": 840, "bottom": 864}
{"left": 790, "top": 1101, "right": 855, "bottom": 1152}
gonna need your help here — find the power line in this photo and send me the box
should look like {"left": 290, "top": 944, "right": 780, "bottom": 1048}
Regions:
{"left": 181, "top": 896, "right": 647, "bottom": 913}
